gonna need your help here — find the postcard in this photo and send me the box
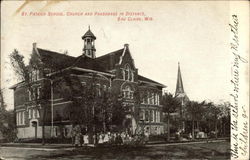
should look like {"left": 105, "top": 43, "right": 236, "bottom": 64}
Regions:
{"left": 0, "top": 1, "right": 249, "bottom": 160}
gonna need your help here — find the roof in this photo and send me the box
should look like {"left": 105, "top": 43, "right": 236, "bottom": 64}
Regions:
{"left": 174, "top": 63, "right": 189, "bottom": 100}
{"left": 96, "top": 49, "right": 124, "bottom": 70}
{"left": 35, "top": 46, "right": 165, "bottom": 87}
{"left": 82, "top": 29, "right": 96, "bottom": 40}
{"left": 175, "top": 63, "right": 184, "bottom": 94}
{"left": 37, "top": 48, "right": 76, "bottom": 70}
{"left": 138, "top": 75, "right": 166, "bottom": 87}
{"left": 72, "top": 55, "right": 111, "bottom": 74}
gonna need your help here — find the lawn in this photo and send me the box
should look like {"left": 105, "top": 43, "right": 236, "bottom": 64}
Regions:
{"left": 25, "top": 141, "right": 230, "bottom": 160}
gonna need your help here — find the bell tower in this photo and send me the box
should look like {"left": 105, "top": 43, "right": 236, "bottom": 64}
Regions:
{"left": 82, "top": 26, "right": 96, "bottom": 58}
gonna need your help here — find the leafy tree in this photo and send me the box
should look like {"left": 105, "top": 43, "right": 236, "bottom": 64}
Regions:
{"left": 211, "top": 104, "right": 221, "bottom": 139}
{"left": 218, "top": 102, "right": 230, "bottom": 136}
{"left": 61, "top": 73, "right": 129, "bottom": 144}
{"left": 162, "top": 92, "right": 181, "bottom": 141}
{"left": 186, "top": 101, "right": 205, "bottom": 139}
{"left": 0, "top": 89, "right": 17, "bottom": 142}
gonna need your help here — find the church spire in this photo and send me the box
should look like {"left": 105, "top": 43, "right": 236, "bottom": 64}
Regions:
{"left": 175, "top": 62, "right": 185, "bottom": 96}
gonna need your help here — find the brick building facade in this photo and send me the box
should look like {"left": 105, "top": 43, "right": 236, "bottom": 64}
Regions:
{"left": 10, "top": 28, "right": 166, "bottom": 139}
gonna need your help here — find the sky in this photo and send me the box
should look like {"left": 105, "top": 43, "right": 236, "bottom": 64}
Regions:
{"left": 1, "top": 1, "right": 233, "bottom": 110}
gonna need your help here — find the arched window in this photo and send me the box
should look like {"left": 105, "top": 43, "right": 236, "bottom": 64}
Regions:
{"left": 139, "top": 110, "right": 145, "bottom": 120}
{"left": 123, "top": 64, "right": 134, "bottom": 82}
{"left": 122, "top": 85, "right": 134, "bottom": 99}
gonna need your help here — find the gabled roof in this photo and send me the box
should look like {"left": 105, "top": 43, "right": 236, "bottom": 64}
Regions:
{"left": 71, "top": 55, "right": 111, "bottom": 74}
{"left": 138, "top": 75, "right": 166, "bottom": 87}
{"left": 96, "top": 49, "right": 124, "bottom": 71}
{"left": 37, "top": 48, "right": 76, "bottom": 70}
{"left": 33, "top": 46, "right": 165, "bottom": 88}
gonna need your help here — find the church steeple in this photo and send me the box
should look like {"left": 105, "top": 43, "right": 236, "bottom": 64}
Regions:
{"left": 175, "top": 62, "right": 185, "bottom": 96}
{"left": 82, "top": 26, "right": 96, "bottom": 58}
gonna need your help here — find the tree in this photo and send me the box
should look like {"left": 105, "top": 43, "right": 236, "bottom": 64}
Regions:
{"left": 162, "top": 92, "right": 181, "bottom": 141}
{"left": 9, "top": 49, "right": 68, "bottom": 144}
{"left": 61, "top": 73, "right": 129, "bottom": 144}
{"left": 186, "top": 101, "right": 205, "bottom": 140}
{"left": 211, "top": 104, "right": 221, "bottom": 139}
{"left": 217, "top": 102, "right": 230, "bottom": 136}
{"left": 0, "top": 89, "right": 17, "bottom": 142}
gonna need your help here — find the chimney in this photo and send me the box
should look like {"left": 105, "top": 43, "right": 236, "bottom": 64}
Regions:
{"left": 124, "top": 43, "right": 129, "bottom": 48}
{"left": 33, "top": 42, "right": 37, "bottom": 49}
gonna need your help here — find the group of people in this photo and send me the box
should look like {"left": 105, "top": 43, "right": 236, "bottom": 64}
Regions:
{"left": 72, "top": 131, "right": 149, "bottom": 147}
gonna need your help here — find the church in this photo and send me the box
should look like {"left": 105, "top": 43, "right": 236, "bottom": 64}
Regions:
{"left": 10, "top": 27, "right": 166, "bottom": 139}
{"left": 175, "top": 63, "right": 189, "bottom": 131}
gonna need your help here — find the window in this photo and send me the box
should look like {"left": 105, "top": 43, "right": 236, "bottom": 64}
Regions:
{"left": 147, "top": 92, "right": 150, "bottom": 104}
{"left": 150, "top": 110, "right": 154, "bottom": 122}
{"left": 16, "top": 112, "right": 19, "bottom": 125}
{"left": 158, "top": 111, "right": 160, "bottom": 122}
{"left": 28, "top": 108, "right": 39, "bottom": 119}
{"left": 159, "top": 112, "right": 161, "bottom": 122}
{"left": 142, "top": 94, "right": 147, "bottom": 104}
{"left": 151, "top": 93, "right": 154, "bottom": 105}
{"left": 148, "top": 92, "right": 154, "bottom": 105}
{"left": 157, "top": 94, "right": 160, "bottom": 105}
{"left": 152, "top": 110, "right": 155, "bottom": 122}
{"left": 131, "top": 71, "right": 134, "bottom": 81}
{"left": 123, "top": 64, "right": 134, "bottom": 82}
{"left": 139, "top": 110, "right": 145, "bottom": 121}
{"left": 28, "top": 90, "right": 32, "bottom": 101}
{"left": 33, "top": 109, "right": 36, "bottom": 118}
{"left": 155, "top": 111, "right": 161, "bottom": 122}
{"left": 145, "top": 110, "right": 149, "bottom": 122}
{"left": 37, "top": 87, "right": 41, "bottom": 99}
{"left": 36, "top": 109, "right": 40, "bottom": 118}
{"left": 17, "top": 111, "right": 25, "bottom": 125}
{"left": 20, "top": 112, "right": 23, "bottom": 125}
{"left": 54, "top": 127, "right": 58, "bottom": 137}
{"left": 28, "top": 109, "right": 32, "bottom": 119}
{"left": 22, "top": 112, "right": 25, "bottom": 124}
{"left": 154, "top": 93, "right": 157, "bottom": 105}
{"left": 156, "top": 111, "right": 158, "bottom": 122}
{"left": 28, "top": 87, "right": 41, "bottom": 101}
{"left": 64, "top": 128, "right": 68, "bottom": 137}
{"left": 122, "top": 86, "right": 134, "bottom": 99}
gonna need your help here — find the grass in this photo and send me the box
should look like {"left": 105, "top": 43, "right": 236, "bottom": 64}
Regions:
{"left": 25, "top": 141, "right": 230, "bottom": 160}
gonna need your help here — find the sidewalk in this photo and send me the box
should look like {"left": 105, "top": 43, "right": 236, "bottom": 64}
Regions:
{"left": 146, "top": 139, "right": 228, "bottom": 147}
{"left": 147, "top": 137, "right": 230, "bottom": 145}
{"left": 0, "top": 143, "right": 95, "bottom": 149}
